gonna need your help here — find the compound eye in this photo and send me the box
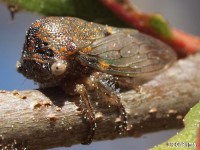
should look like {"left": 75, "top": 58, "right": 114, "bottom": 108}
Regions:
{"left": 51, "top": 62, "right": 67, "bottom": 76}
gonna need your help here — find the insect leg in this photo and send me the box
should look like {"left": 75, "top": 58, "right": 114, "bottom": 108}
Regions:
{"left": 75, "top": 84, "right": 96, "bottom": 145}
{"left": 87, "top": 72, "right": 128, "bottom": 134}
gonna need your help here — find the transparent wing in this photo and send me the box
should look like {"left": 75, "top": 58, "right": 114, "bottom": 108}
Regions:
{"left": 78, "top": 31, "right": 177, "bottom": 77}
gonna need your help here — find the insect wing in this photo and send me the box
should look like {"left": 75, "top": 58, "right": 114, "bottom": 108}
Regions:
{"left": 78, "top": 31, "right": 177, "bottom": 77}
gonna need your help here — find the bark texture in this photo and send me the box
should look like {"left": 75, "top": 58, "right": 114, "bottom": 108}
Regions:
{"left": 1, "top": 53, "right": 200, "bottom": 149}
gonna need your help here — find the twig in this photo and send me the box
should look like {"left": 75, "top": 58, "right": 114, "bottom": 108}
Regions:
{"left": 1, "top": 53, "right": 200, "bottom": 149}
{"left": 99, "top": 0, "right": 200, "bottom": 57}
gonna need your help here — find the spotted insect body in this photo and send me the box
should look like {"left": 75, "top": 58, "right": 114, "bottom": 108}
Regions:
{"left": 17, "top": 17, "right": 177, "bottom": 144}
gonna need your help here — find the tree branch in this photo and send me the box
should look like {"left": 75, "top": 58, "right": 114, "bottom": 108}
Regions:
{"left": 1, "top": 53, "right": 200, "bottom": 149}
{"left": 99, "top": 0, "right": 200, "bottom": 57}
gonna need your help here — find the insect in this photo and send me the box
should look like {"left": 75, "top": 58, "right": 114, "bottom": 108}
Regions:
{"left": 16, "top": 17, "right": 177, "bottom": 144}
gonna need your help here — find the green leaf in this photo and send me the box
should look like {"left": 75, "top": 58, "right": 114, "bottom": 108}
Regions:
{"left": 149, "top": 14, "right": 173, "bottom": 38}
{"left": 151, "top": 101, "right": 200, "bottom": 150}
{"left": 1, "top": 0, "right": 128, "bottom": 27}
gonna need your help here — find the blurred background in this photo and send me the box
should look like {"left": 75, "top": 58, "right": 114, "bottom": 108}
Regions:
{"left": 0, "top": 0, "right": 199, "bottom": 149}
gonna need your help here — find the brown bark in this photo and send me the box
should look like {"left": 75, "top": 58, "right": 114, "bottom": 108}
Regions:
{"left": 1, "top": 53, "right": 200, "bottom": 149}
